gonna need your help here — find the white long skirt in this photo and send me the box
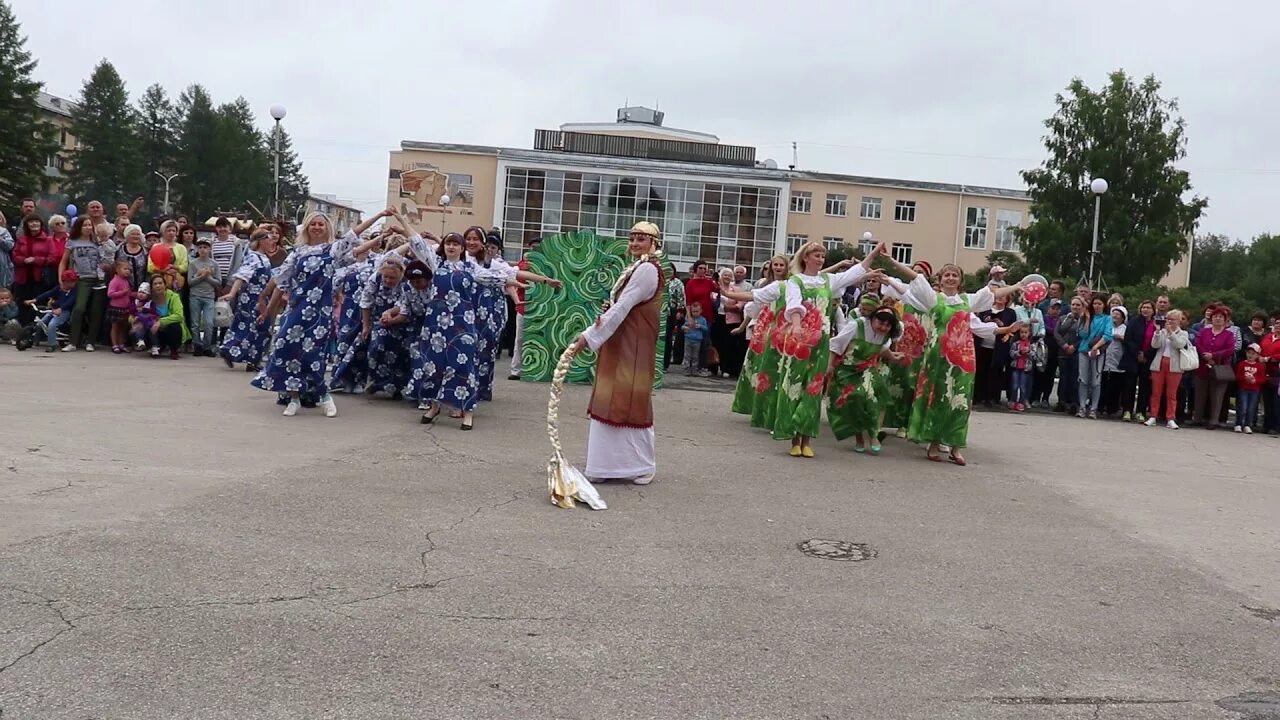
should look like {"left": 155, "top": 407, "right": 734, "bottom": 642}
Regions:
{"left": 584, "top": 420, "right": 656, "bottom": 479}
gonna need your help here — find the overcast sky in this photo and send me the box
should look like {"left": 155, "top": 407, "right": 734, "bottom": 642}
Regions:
{"left": 12, "top": 0, "right": 1277, "bottom": 240}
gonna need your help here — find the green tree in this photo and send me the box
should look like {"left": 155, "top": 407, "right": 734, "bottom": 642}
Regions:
{"left": 210, "top": 97, "right": 271, "bottom": 215}
{"left": 0, "top": 0, "right": 59, "bottom": 210}
{"left": 174, "top": 84, "right": 219, "bottom": 218}
{"left": 1188, "top": 233, "right": 1249, "bottom": 288}
{"left": 66, "top": 60, "right": 141, "bottom": 207}
{"left": 1234, "top": 234, "right": 1280, "bottom": 315}
{"left": 1020, "top": 70, "right": 1207, "bottom": 285}
{"left": 274, "top": 127, "right": 310, "bottom": 220}
{"left": 135, "top": 83, "right": 180, "bottom": 218}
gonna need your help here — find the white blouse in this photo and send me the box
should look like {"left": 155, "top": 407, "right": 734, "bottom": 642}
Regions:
{"left": 581, "top": 262, "right": 659, "bottom": 353}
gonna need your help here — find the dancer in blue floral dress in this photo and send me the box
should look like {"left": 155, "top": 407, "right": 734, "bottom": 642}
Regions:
{"left": 346, "top": 250, "right": 413, "bottom": 397}
{"left": 328, "top": 254, "right": 378, "bottom": 393}
{"left": 252, "top": 209, "right": 387, "bottom": 417}
{"left": 402, "top": 232, "right": 482, "bottom": 429}
{"left": 218, "top": 228, "right": 280, "bottom": 372}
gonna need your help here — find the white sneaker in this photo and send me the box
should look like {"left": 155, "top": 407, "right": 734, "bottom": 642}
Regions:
{"left": 320, "top": 394, "right": 337, "bottom": 418}
{"left": 1244, "top": 426, "right": 1254, "bottom": 435}
{"left": 1143, "top": 417, "right": 1158, "bottom": 427}
{"left": 84, "top": 344, "right": 95, "bottom": 352}
{"left": 1166, "top": 420, "right": 1179, "bottom": 430}
{"left": 61, "top": 344, "right": 75, "bottom": 352}
{"left": 895, "top": 428, "right": 907, "bottom": 439}
{"left": 631, "top": 474, "right": 654, "bottom": 485}
{"left": 1234, "top": 426, "right": 1243, "bottom": 433}
{"left": 282, "top": 401, "right": 300, "bottom": 417}
{"left": 136, "top": 339, "right": 147, "bottom": 350}
{"left": 149, "top": 347, "right": 160, "bottom": 357}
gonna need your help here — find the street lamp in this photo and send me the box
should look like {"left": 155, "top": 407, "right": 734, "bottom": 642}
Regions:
{"left": 439, "top": 194, "right": 451, "bottom": 236}
{"left": 270, "top": 104, "right": 287, "bottom": 219}
{"left": 1087, "top": 177, "right": 1108, "bottom": 287}
{"left": 154, "top": 171, "right": 181, "bottom": 216}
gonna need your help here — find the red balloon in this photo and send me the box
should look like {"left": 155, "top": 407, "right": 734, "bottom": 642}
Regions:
{"left": 1023, "top": 281, "right": 1048, "bottom": 305}
{"left": 149, "top": 244, "right": 173, "bottom": 271}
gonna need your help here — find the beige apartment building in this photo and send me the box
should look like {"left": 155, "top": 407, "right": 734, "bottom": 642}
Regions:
{"left": 36, "top": 91, "right": 77, "bottom": 195}
{"left": 386, "top": 107, "right": 1190, "bottom": 285}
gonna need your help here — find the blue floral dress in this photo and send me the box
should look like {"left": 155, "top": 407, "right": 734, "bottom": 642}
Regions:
{"left": 329, "top": 257, "right": 375, "bottom": 373}
{"left": 219, "top": 250, "right": 274, "bottom": 366}
{"left": 348, "top": 267, "right": 411, "bottom": 397}
{"left": 474, "top": 268, "right": 513, "bottom": 401}
{"left": 402, "top": 259, "right": 479, "bottom": 411}
{"left": 251, "top": 233, "right": 359, "bottom": 398}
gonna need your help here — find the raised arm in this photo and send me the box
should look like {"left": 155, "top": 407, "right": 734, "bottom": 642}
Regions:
{"left": 350, "top": 207, "right": 393, "bottom": 238}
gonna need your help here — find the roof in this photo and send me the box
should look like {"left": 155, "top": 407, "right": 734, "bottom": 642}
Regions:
{"left": 36, "top": 91, "right": 76, "bottom": 118}
{"left": 558, "top": 122, "right": 719, "bottom": 144}
{"left": 306, "top": 194, "right": 363, "bottom": 214}
{"left": 398, "top": 140, "right": 1028, "bottom": 199}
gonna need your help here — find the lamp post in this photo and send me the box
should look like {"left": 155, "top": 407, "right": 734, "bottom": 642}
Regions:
{"left": 154, "top": 171, "right": 181, "bottom": 216}
{"left": 439, "top": 194, "right": 451, "bottom": 236}
{"left": 1087, "top": 177, "right": 1108, "bottom": 288}
{"left": 270, "top": 105, "right": 287, "bottom": 219}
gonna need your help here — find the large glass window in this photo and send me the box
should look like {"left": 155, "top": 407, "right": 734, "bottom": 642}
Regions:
{"left": 964, "top": 206, "right": 988, "bottom": 250}
{"left": 995, "top": 209, "right": 1022, "bottom": 251}
{"left": 501, "top": 166, "right": 781, "bottom": 265}
{"left": 860, "top": 196, "right": 882, "bottom": 220}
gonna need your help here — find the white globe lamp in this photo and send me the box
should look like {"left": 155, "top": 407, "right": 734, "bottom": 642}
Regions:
{"left": 1090, "top": 178, "right": 1108, "bottom": 195}
{"left": 862, "top": 231, "right": 873, "bottom": 241}
{"left": 270, "top": 105, "right": 287, "bottom": 121}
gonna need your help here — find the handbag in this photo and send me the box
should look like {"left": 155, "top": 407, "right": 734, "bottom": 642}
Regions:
{"left": 1212, "top": 363, "right": 1235, "bottom": 382}
{"left": 706, "top": 344, "right": 721, "bottom": 367}
{"left": 1178, "top": 345, "right": 1200, "bottom": 372}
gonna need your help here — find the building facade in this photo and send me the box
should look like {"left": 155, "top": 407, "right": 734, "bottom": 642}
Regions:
{"left": 304, "top": 194, "right": 364, "bottom": 236}
{"left": 36, "top": 91, "right": 77, "bottom": 195}
{"left": 385, "top": 108, "right": 1190, "bottom": 286}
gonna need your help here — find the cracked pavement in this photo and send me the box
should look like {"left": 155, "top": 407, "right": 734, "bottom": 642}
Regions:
{"left": 2, "top": 351, "right": 1279, "bottom": 719}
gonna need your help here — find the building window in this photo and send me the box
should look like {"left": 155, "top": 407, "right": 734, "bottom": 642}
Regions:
{"left": 785, "top": 233, "right": 809, "bottom": 254}
{"left": 822, "top": 236, "right": 844, "bottom": 251}
{"left": 860, "top": 196, "right": 882, "bottom": 220}
{"left": 858, "top": 236, "right": 876, "bottom": 257}
{"left": 825, "top": 193, "right": 848, "bottom": 217}
{"left": 995, "top": 209, "right": 1022, "bottom": 251}
{"left": 891, "top": 243, "right": 913, "bottom": 264}
{"left": 789, "top": 191, "right": 811, "bottom": 214}
{"left": 964, "top": 206, "right": 988, "bottom": 249}
{"left": 894, "top": 200, "right": 916, "bottom": 223}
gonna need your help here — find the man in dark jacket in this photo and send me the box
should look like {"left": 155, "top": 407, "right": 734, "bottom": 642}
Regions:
{"left": 1053, "top": 295, "right": 1088, "bottom": 414}
{"left": 1124, "top": 301, "right": 1156, "bottom": 421}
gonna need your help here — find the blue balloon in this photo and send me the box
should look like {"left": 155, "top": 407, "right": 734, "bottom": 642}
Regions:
{"left": 66, "top": 204, "right": 77, "bottom": 217}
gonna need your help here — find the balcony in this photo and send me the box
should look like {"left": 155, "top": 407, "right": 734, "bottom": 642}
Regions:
{"left": 533, "top": 130, "right": 756, "bottom": 168}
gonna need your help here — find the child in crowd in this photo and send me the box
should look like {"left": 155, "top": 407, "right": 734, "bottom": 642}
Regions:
{"left": 27, "top": 270, "right": 79, "bottom": 352}
{"left": 1009, "top": 325, "right": 1034, "bottom": 411}
{"left": 187, "top": 238, "right": 222, "bottom": 356}
{"left": 0, "top": 288, "right": 21, "bottom": 344}
{"left": 1101, "top": 306, "right": 1129, "bottom": 417}
{"left": 129, "top": 282, "right": 157, "bottom": 350}
{"left": 682, "top": 301, "right": 711, "bottom": 377}
{"left": 106, "top": 260, "right": 134, "bottom": 353}
{"left": 1235, "top": 343, "right": 1266, "bottom": 434}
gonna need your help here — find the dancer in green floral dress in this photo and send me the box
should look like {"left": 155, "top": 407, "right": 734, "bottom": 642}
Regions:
{"left": 828, "top": 307, "right": 902, "bottom": 453}
{"left": 731, "top": 256, "right": 791, "bottom": 422}
{"left": 722, "top": 240, "right": 885, "bottom": 457}
{"left": 880, "top": 265, "right": 935, "bottom": 436}
{"left": 881, "top": 259, "right": 1023, "bottom": 465}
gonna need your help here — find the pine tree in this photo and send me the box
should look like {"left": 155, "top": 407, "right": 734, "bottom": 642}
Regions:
{"left": 274, "top": 128, "right": 310, "bottom": 220}
{"left": 135, "top": 83, "right": 180, "bottom": 217}
{"left": 210, "top": 97, "right": 271, "bottom": 216}
{"left": 0, "top": 0, "right": 59, "bottom": 211}
{"left": 66, "top": 60, "right": 141, "bottom": 208}
{"left": 174, "top": 84, "right": 219, "bottom": 218}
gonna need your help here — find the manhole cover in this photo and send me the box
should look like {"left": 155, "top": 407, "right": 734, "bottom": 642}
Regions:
{"left": 797, "top": 539, "right": 876, "bottom": 562}
{"left": 1217, "top": 691, "right": 1280, "bottom": 719}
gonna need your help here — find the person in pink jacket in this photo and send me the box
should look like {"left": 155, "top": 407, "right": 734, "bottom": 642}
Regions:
{"left": 1193, "top": 305, "right": 1236, "bottom": 429}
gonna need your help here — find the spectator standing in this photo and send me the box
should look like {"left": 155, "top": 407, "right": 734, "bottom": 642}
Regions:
{"left": 1054, "top": 296, "right": 1087, "bottom": 414}
{"left": 58, "top": 217, "right": 107, "bottom": 351}
{"left": 508, "top": 236, "right": 542, "bottom": 380}
{"left": 1144, "top": 310, "right": 1190, "bottom": 429}
{"left": 986, "top": 292, "right": 1019, "bottom": 408}
{"left": 1193, "top": 306, "right": 1236, "bottom": 429}
{"left": 1075, "top": 294, "right": 1113, "bottom": 419}
{"left": 1125, "top": 300, "right": 1158, "bottom": 422}
{"left": 0, "top": 216, "right": 14, "bottom": 291}
{"left": 1260, "top": 314, "right": 1280, "bottom": 435}
{"left": 187, "top": 238, "right": 222, "bottom": 356}
{"left": 11, "top": 213, "right": 61, "bottom": 324}
{"left": 1240, "top": 313, "right": 1267, "bottom": 364}
{"left": 663, "top": 269, "right": 685, "bottom": 370}
{"left": 1099, "top": 306, "right": 1131, "bottom": 417}
{"left": 1009, "top": 325, "right": 1034, "bottom": 411}
{"left": 681, "top": 301, "right": 710, "bottom": 377}
{"left": 1153, "top": 295, "right": 1170, "bottom": 325}
{"left": 684, "top": 260, "right": 716, "bottom": 373}
{"left": 7, "top": 199, "right": 36, "bottom": 236}
{"left": 1235, "top": 344, "right": 1266, "bottom": 434}
{"left": 1036, "top": 280, "right": 1065, "bottom": 317}
{"left": 1034, "top": 299, "right": 1062, "bottom": 408}
{"left": 105, "top": 260, "right": 134, "bottom": 352}
{"left": 115, "top": 225, "right": 148, "bottom": 290}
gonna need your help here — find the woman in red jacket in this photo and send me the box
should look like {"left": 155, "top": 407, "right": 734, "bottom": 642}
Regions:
{"left": 683, "top": 259, "right": 716, "bottom": 373}
{"left": 11, "top": 214, "right": 62, "bottom": 324}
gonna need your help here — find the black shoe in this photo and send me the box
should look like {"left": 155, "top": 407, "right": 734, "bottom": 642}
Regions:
{"left": 245, "top": 363, "right": 260, "bottom": 373}
{"left": 507, "top": 374, "right": 520, "bottom": 380}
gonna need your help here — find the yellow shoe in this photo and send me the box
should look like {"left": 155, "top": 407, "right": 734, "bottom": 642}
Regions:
{"left": 789, "top": 445, "right": 802, "bottom": 457}
{"left": 801, "top": 446, "right": 815, "bottom": 458}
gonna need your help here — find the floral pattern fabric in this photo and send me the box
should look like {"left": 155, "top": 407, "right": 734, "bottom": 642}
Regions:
{"left": 402, "top": 259, "right": 479, "bottom": 411}
{"left": 769, "top": 276, "right": 832, "bottom": 441}
{"left": 731, "top": 305, "right": 775, "bottom": 417}
{"left": 827, "top": 318, "right": 891, "bottom": 441}
{"left": 251, "top": 235, "right": 358, "bottom": 397}
{"left": 328, "top": 257, "right": 376, "bottom": 381}
{"left": 907, "top": 291, "right": 978, "bottom": 448}
{"left": 218, "top": 250, "right": 274, "bottom": 366}
{"left": 474, "top": 283, "right": 508, "bottom": 402}
{"left": 358, "top": 278, "right": 411, "bottom": 396}
{"left": 883, "top": 306, "right": 932, "bottom": 429}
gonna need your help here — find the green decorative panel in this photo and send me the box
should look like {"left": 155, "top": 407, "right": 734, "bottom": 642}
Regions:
{"left": 520, "top": 230, "right": 670, "bottom": 387}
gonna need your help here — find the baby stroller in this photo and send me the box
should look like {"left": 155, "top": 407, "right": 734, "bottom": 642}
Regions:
{"left": 15, "top": 314, "right": 70, "bottom": 351}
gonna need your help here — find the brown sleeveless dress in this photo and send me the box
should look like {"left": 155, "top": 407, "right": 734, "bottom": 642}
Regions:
{"left": 587, "top": 260, "right": 664, "bottom": 429}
